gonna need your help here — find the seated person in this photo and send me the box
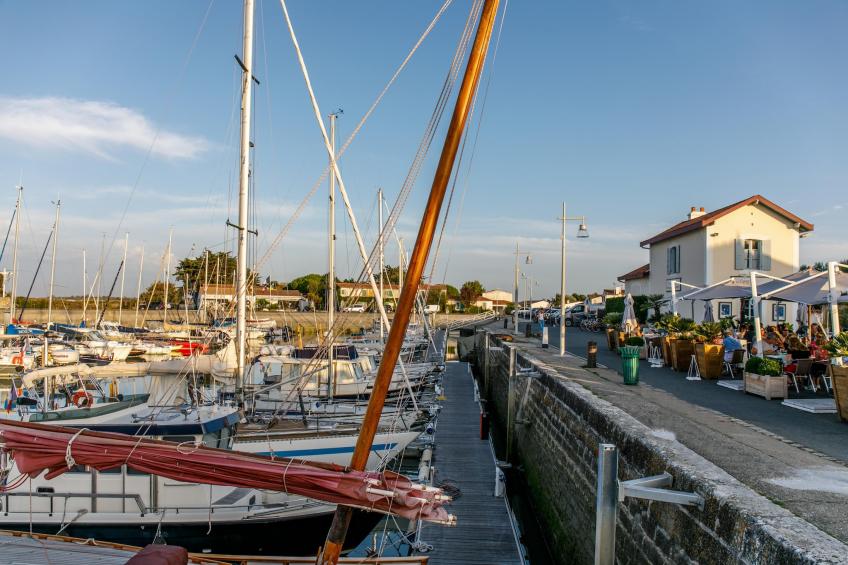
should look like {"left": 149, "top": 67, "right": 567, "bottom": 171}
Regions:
{"left": 722, "top": 329, "right": 743, "bottom": 362}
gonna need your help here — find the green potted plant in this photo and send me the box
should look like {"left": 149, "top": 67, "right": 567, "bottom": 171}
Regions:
{"left": 653, "top": 313, "right": 678, "bottom": 365}
{"left": 669, "top": 318, "right": 697, "bottom": 372}
{"left": 824, "top": 332, "right": 848, "bottom": 421}
{"left": 620, "top": 336, "right": 644, "bottom": 385}
{"left": 743, "top": 356, "right": 787, "bottom": 400}
{"left": 694, "top": 322, "right": 724, "bottom": 379}
{"left": 603, "top": 312, "right": 623, "bottom": 350}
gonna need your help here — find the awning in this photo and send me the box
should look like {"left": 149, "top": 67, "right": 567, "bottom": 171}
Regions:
{"left": 682, "top": 274, "right": 794, "bottom": 301}
{"left": 760, "top": 270, "right": 848, "bottom": 305}
{"left": 0, "top": 420, "right": 453, "bottom": 524}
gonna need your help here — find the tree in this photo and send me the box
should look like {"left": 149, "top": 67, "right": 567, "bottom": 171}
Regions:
{"left": 381, "top": 265, "right": 400, "bottom": 285}
{"left": 460, "top": 280, "right": 485, "bottom": 307}
{"left": 174, "top": 251, "right": 258, "bottom": 290}
{"left": 138, "top": 281, "right": 182, "bottom": 307}
{"left": 288, "top": 273, "right": 327, "bottom": 309}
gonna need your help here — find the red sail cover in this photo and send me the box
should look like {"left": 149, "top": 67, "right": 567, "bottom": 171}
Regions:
{"left": 0, "top": 420, "right": 452, "bottom": 524}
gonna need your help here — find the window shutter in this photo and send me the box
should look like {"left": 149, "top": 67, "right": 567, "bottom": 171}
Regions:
{"left": 734, "top": 239, "right": 746, "bottom": 270}
{"left": 667, "top": 247, "right": 672, "bottom": 275}
{"left": 760, "top": 239, "right": 771, "bottom": 271}
{"left": 676, "top": 245, "right": 681, "bottom": 274}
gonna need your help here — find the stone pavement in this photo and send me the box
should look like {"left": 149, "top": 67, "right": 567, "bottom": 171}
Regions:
{"left": 486, "top": 321, "right": 848, "bottom": 546}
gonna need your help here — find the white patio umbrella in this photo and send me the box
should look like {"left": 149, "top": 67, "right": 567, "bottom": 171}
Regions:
{"left": 702, "top": 301, "right": 714, "bottom": 323}
{"left": 621, "top": 293, "right": 638, "bottom": 334}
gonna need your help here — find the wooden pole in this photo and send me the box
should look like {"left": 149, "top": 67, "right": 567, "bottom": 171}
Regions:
{"left": 318, "top": 0, "right": 500, "bottom": 561}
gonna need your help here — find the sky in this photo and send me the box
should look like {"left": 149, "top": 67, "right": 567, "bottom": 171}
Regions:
{"left": 0, "top": 0, "right": 846, "bottom": 300}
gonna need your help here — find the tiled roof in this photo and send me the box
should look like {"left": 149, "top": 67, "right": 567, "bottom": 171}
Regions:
{"left": 639, "top": 195, "right": 814, "bottom": 248}
{"left": 617, "top": 264, "right": 650, "bottom": 282}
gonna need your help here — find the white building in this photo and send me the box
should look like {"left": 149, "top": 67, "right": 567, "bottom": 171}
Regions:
{"left": 622, "top": 195, "right": 814, "bottom": 324}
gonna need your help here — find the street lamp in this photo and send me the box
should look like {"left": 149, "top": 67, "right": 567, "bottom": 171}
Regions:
{"left": 559, "top": 202, "right": 589, "bottom": 357}
{"left": 513, "top": 244, "right": 532, "bottom": 335}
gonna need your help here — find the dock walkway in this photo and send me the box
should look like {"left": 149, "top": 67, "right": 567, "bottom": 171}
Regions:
{"left": 418, "top": 361, "right": 523, "bottom": 565}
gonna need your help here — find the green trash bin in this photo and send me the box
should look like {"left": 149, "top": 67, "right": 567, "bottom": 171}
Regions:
{"left": 620, "top": 345, "right": 640, "bottom": 385}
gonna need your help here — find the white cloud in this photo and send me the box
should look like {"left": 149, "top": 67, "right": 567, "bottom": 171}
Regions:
{"left": 0, "top": 97, "right": 209, "bottom": 160}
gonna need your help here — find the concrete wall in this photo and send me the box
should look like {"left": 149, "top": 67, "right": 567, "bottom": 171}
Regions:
{"left": 8, "top": 309, "right": 484, "bottom": 331}
{"left": 648, "top": 228, "right": 707, "bottom": 295}
{"left": 475, "top": 331, "right": 846, "bottom": 564}
{"left": 709, "top": 204, "right": 801, "bottom": 282}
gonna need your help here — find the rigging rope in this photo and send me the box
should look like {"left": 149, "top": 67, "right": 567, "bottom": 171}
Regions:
{"left": 253, "top": 0, "right": 454, "bottom": 275}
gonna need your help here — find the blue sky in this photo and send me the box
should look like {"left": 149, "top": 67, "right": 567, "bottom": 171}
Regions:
{"left": 0, "top": 0, "right": 846, "bottom": 299}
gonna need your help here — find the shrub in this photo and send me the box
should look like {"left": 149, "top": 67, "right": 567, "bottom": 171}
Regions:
{"left": 824, "top": 332, "right": 848, "bottom": 357}
{"left": 695, "top": 322, "right": 723, "bottom": 343}
{"left": 744, "top": 356, "right": 781, "bottom": 376}
{"left": 625, "top": 336, "right": 645, "bottom": 347}
{"left": 604, "top": 297, "right": 624, "bottom": 314}
{"left": 602, "top": 312, "right": 623, "bottom": 326}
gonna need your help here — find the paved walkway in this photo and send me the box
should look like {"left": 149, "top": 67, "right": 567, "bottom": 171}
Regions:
{"left": 418, "top": 361, "right": 523, "bottom": 565}
{"left": 490, "top": 321, "right": 848, "bottom": 546}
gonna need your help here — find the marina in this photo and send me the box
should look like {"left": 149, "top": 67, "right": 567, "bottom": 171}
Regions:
{"left": 1, "top": 0, "right": 847, "bottom": 563}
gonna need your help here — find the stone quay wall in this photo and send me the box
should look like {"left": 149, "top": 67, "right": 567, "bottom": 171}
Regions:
{"left": 474, "top": 330, "right": 847, "bottom": 565}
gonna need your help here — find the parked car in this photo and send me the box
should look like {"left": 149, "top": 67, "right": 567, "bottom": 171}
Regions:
{"left": 343, "top": 304, "right": 366, "bottom": 313}
{"left": 563, "top": 304, "right": 590, "bottom": 326}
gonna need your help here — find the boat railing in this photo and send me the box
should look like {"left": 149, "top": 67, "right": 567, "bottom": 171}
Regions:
{"left": 3, "top": 490, "right": 326, "bottom": 516}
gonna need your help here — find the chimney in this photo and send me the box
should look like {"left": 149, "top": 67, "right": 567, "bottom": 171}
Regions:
{"left": 688, "top": 206, "right": 706, "bottom": 220}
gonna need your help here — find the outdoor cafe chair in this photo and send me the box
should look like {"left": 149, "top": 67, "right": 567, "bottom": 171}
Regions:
{"left": 786, "top": 358, "right": 815, "bottom": 394}
{"left": 724, "top": 349, "right": 745, "bottom": 379}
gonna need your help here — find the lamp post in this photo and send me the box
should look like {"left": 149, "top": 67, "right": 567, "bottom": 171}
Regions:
{"left": 558, "top": 202, "right": 589, "bottom": 356}
{"left": 513, "top": 244, "right": 531, "bottom": 335}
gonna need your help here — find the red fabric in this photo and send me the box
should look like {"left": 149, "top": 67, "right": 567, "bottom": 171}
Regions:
{"left": 0, "top": 420, "right": 450, "bottom": 523}
{"left": 125, "top": 544, "right": 188, "bottom": 565}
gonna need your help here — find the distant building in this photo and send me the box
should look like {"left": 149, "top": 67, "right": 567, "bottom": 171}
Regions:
{"left": 617, "top": 264, "right": 650, "bottom": 295}
{"left": 198, "top": 284, "right": 303, "bottom": 310}
{"left": 473, "top": 296, "right": 510, "bottom": 313}
{"left": 337, "top": 282, "right": 449, "bottom": 305}
{"left": 482, "top": 289, "right": 512, "bottom": 303}
{"left": 621, "top": 195, "right": 813, "bottom": 323}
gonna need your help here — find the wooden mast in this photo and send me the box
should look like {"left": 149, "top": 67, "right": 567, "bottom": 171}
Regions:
{"left": 318, "top": 0, "right": 500, "bottom": 561}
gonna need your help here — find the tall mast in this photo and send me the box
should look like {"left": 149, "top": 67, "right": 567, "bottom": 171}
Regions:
{"left": 378, "top": 188, "right": 384, "bottom": 342}
{"left": 47, "top": 198, "right": 61, "bottom": 327}
{"left": 96, "top": 233, "right": 105, "bottom": 325}
{"left": 134, "top": 245, "right": 145, "bottom": 328}
{"left": 327, "top": 112, "right": 338, "bottom": 400}
{"left": 163, "top": 229, "right": 172, "bottom": 323}
{"left": 235, "top": 0, "right": 255, "bottom": 388}
{"left": 398, "top": 237, "right": 404, "bottom": 293}
{"left": 8, "top": 186, "right": 22, "bottom": 324}
{"left": 118, "top": 233, "right": 128, "bottom": 325}
{"left": 82, "top": 249, "right": 87, "bottom": 325}
{"left": 319, "top": 0, "right": 500, "bottom": 560}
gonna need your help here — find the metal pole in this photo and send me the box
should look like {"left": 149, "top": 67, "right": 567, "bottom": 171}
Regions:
{"left": 118, "top": 232, "right": 128, "bottom": 325}
{"left": 9, "top": 186, "right": 21, "bottom": 324}
{"left": 82, "top": 249, "right": 87, "bottom": 325}
{"left": 134, "top": 245, "right": 144, "bottom": 328}
{"left": 594, "top": 444, "right": 619, "bottom": 565}
{"left": 47, "top": 199, "right": 61, "bottom": 328}
{"left": 560, "top": 202, "right": 566, "bottom": 356}
{"left": 507, "top": 345, "right": 516, "bottom": 462}
{"left": 513, "top": 242, "right": 520, "bottom": 335}
{"left": 327, "top": 112, "right": 337, "bottom": 400}
{"left": 670, "top": 281, "right": 678, "bottom": 316}
{"left": 828, "top": 261, "right": 841, "bottom": 335}
{"left": 236, "top": 0, "right": 255, "bottom": 389}
{"left": 750, "top": 272, "right": 764, "bottom": 356}
{"left": 378, "top": 188, "right": 384, "bottom": 342}
{"left": 163, "top": 229, "right": 172, "bottom": 325}
{"left": 319, "top": 1, "right": 500, "bottom": 560}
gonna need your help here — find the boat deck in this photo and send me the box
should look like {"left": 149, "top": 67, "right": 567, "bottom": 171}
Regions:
{"left": 418, "top": 361, "right": 523, "bottom": 564}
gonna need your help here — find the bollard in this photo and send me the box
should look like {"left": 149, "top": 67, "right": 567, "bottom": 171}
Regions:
{"left": 541, "top": 326, "right": 549, "bottom": 348}
{"left": 503, "top": 318, "right": 508, "bottom": 329}
{"left": 524, "top": 322, "right": 531, "bottom": 338}
{"left": 587, "top": 341, "right": 598, "bottom": 368}
{"left": 480, "top": 409, "right": 490, "bottom": 440}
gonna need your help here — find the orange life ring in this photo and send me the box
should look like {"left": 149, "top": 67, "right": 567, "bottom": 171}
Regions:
{"left": 11, "top": 354, "right": 23, "bottom": 365}
{"left": 72, "top": 390, "right": 93, "bottom": 408}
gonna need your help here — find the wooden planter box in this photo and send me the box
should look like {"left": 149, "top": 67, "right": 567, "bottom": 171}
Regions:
{"left": 670, "top": 339, "right": 695, "bottom": 372}
{"left": 695, "top": 343, "right": 724, "bottom": 379}
{"left": 744, "top": 371, "right": 788, "bottom": 400}
{"left": 830, "top": 364, "right": 848, "bottom": 422}
{"left": 661, "top": 337, "right": 674, "bottom": 365}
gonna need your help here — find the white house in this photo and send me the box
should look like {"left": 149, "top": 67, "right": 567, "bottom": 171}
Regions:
{"left": 482, "top": 289, "right": 513, "bottom": 303}
{"left": 198, "top": 284, "right": 304, "bottom": 310}
{"left": 623, "top": 195, "right": 814, "bottom": 324}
